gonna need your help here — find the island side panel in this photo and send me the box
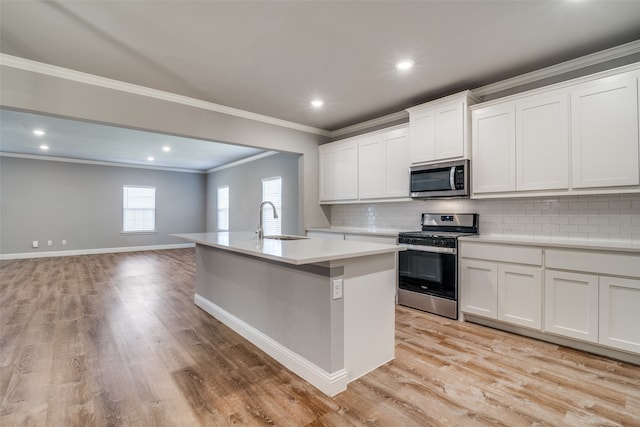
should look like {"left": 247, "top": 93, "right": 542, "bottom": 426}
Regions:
{"left": 339, "top": 252, "right": 397, "bottom": 382}
{"left": 194, "top": 244, "right": 343, "bottom": 375}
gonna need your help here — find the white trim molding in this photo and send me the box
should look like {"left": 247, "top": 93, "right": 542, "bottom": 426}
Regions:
{"left": 472, "top": 39, "right": 640, "bottom": 98}
{"left": 0, "top": 152, "right": 204, "bottom": 173}
{"left": 0, "top": 243, "right": 195, "bottom": 260}
{"left": 0, "top": 54, "right": 332, "bottom": 137}
{"left": 206, "top": 150, "right": 279, "bottom": 174}
{"left": 330, "top": 40, "right": 640, "bottom": 137}
{"left": 194, "top": 293, "right": 349, "bottom": 397}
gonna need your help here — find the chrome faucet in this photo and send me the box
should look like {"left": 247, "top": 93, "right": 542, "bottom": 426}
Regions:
{"left": 257, "top": 201, "right": 278, "bottom": 239}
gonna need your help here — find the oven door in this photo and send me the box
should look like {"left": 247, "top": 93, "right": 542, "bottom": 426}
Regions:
{"left": 398, "top": 244, "right": 457, "bottom": 300}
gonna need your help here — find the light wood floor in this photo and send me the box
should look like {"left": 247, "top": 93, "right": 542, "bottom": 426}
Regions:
{"left": 1, "top": 248, "right": 639, "bottom": 426}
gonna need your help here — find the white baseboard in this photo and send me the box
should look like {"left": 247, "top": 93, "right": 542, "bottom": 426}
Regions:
{"left": 194, "top": 293, "right": 348, "bottom": 397}
{"left": 0, "top": 243, "right": 195, "bottom": 260}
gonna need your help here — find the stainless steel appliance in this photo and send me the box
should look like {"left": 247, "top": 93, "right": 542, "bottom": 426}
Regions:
{"left": 410, "top": 159, "right": 469, "bottom": 198}
{"left": 398, "top": 213, "right": 478, "bottom": 319}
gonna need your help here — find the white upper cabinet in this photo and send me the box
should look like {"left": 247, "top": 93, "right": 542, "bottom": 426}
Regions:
{"left": 471, "top": 63, "right": 640, "bottom": 198}
{"left": 358, "top": 126, "right": 410, "bottom": 200}
{"left": 516, "top": 91, "right": 569, "bottom": 191}
{"left": 471, "top": 103, "right": 516, "bottom": 193}
{"left": 357, "top": 135, "right": 384, "bottom": 199}
{"left": 380, "top": 126, "right": 410, "bottom": 198}
{"left": 570, "top": 71, "right": 639, "bottom": 189}
{"left": 319, "top": 140, "right": 358, "bottom": 202}
{"left": 320, "top": 125, "right": 409, "bottom": 204}
{"left": 407, "top": 91, "right": 476, "bottom": 164}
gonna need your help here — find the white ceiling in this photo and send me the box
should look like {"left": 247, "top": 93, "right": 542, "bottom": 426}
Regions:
{"left": 0, "top": 109, "right": 266, "bottom": 171}
{"left": 1, "top": 0, "right": 640, "bottom": 169}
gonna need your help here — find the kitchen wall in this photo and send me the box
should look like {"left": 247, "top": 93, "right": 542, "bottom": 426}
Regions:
{"left": 0, "top": 156, "right": 206, "bottom": 255}
{"left": 330, "top": 193, "right": 640, "bottom": 244}
{"left": 206, "top": 152, "right": 300, "bottom": 234}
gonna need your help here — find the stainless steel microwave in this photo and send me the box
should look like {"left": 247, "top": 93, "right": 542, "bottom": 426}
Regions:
{"left": 410, "top": 159, "right": 469, "bottom": 198}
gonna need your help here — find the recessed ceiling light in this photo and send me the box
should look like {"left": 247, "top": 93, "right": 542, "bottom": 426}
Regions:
{"left": 147, "top": 156, "right": 154, "bottom": 161}
{"left": 33, "top": 129, "right": 46, "bottom": 136}
{"left": 162, "top": 146, "right": 171, "bottom": 152}
{"left": 39, "top": 144, "right": 49, "bottom": 150}
{"left": 311, "top": 100, "right": 324, "bottom": 108}
{"left": 396, "top": 59, "right": 414, "bottom": 70}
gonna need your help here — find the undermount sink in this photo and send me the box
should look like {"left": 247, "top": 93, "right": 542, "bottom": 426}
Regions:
{"left": 264, "top": 235, "right": 309, "bottom": 241}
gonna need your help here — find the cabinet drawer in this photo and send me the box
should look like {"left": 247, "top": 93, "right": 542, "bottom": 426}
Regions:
{"left": 546, "top": 249, "right": 640, "bottom": 277}
{"left": 460, "top": 242, "right": 542, "bottom": 266}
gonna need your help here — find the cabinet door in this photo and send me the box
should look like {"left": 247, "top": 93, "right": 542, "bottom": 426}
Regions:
{"left": 599, "top": 276, "right": 640, "bottom": 354}
{"left": 571, "top": 73, "right": 639, "bottom": 188}
{"left": 335, "top": 141, "right": 359, "bottom": 200}
{"left": 382, "top": 127, "right": 410, "bottom": 198}
{"left": 516, "top": 92, "right": 569, "bottom": 191}
{"left": 410, "top": 107, "right": 436, "bottom": 164}
{"left": 544, "top": 270, "right": 598, "bottom": 343}
{"left": 319, "top": 146, "right": 337, "bottom": 201}
{"left": 435, "top": 101, "right": 464, "bottom": 160}
{"left": 497, "top": 265, "right": 542, "bottom": 330}
{"left": 358, "top": 135, "right": 384, "bottom": 199}
{"left": 460, "top": 259, "right": 498, "bottom": 318}
{"left": 472, "top": 104, "right": 516, "bottom": 193}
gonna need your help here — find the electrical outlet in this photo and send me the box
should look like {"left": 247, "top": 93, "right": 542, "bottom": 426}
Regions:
{"left": 332, "top": 278, "right": 343, "bottom": 300}
{"left": 47, "top": 240, "right": 53, "bottom": 246}
{"left": 62, "top": 240, "right": 67, "bottom": 245}
{"left": 32, "top": 240, "right": 39, "bottom": 248}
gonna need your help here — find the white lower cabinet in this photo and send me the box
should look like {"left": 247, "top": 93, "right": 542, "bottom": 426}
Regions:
{"left": 498, "top": 265, "right": 542, "bottom": 329}
{"left": 544, "top": 270, "right": 599, "bottom": 343}
{"left": 460, "top": 259, "right": 498, "bottom": 318}
{"left": 599, "top": 276, "right": 640, "bottom": 353}
{"left": 461, "top": 240, "right": 640, "bottom": 357}
{"left": 460, "top": 242, "right": 542, "bottom": 330}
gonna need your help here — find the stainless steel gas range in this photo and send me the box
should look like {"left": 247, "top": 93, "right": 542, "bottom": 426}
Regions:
{"left": 397, "top": 213, "right": 479, "bottom": 319}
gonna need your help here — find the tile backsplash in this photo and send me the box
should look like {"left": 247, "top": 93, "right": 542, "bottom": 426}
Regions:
{"left": 330, "top": 193, "right": 640, "bottom": 244}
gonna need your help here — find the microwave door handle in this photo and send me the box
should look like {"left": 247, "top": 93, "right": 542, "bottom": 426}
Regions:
{"left": 449, "top": 167, "right": 456, "bottom": 190}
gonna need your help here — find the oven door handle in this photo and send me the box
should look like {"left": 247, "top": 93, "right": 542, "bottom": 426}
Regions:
{"left": 399, "top": 243, "right": 456, "bottom": 254}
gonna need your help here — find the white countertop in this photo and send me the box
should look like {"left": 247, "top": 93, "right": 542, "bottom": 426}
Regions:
{"left": 459, "top": 234, "right": 640, "bottom": 253}
{"left": 306, "top": 227, "right": 408, "bottom": 238}
{"left": 172, "top": 232, "right": 404, "bottom": 265}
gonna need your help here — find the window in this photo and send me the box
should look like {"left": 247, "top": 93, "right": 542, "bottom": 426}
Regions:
{"left": 262, "top": 177, "right": 281, "bottom": 236}
{"left": 217, "top": 186, "right": 229, "bottom": 231}
{"left": 122, "top": 186, "right": 156, "bottom": 232}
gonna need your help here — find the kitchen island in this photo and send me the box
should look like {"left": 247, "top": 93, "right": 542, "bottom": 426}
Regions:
{"left": 172, "top": 232, "right": 403, "bottom": 396}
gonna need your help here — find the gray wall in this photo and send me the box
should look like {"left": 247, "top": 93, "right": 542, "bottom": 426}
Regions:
{"left": 0, "top": 156, "right": 206, "bottom": 254}
{"left": 0, "top": 65, "right": 331, "bottom": 230}
{"left": 206, "top": 152, "right": 300, "bottom": 234}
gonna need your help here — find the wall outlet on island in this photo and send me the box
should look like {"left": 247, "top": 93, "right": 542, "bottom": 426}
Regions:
{"left": 32, "top": 240, "right": 38, "bottom": 248}
{"left": 332, "top": 279, "right": 343, "bottom": 300}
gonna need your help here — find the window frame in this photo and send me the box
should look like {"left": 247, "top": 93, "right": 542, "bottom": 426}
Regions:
{"left": 261, "top": 176, "right": 282, "bottom": 236}
{"left": 122, "top": 185, "right": 157, "bottom": 235}
{"left": 217, "top": 185, "right": 230, "bottom": 231}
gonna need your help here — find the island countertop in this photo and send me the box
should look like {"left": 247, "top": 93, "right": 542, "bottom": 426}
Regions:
{"left": 172, "top": 232, "right": 404, "bottom": 265}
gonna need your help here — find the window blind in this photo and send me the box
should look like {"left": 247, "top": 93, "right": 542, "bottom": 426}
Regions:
{"left": 262, "top": 177, "right": 281, "bottom": 236}
{"left": 123, "top": 186, "right": 156, "bottom": 232}
{"left": 217, "top": 186, "right": 229, "bottom": 231}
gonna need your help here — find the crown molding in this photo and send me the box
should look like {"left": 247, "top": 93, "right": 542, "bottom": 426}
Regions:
{"left": 206, "top": 150, "right": 278, "bottom": 173}
{"left": 0, "top": 152, "right": 205, "bottom": 173}
{"left": 472, "top": 39, "right": 640, "bottom": 98}
{"left": 0, "top": 54, "right": 332, "bottom": 137}
{"left": 330, "top": 110, "right": 408, "bottom": 139}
